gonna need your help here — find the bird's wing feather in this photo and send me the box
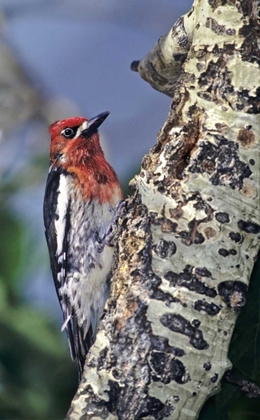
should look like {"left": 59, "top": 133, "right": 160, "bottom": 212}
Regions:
{"left": 43, "top": 168, "right": 93, "bottom": 378}
{"left": 43, "top": 168, "right": 76, "bottom": 360}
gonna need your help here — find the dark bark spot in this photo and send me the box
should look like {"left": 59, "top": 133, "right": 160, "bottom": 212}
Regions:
{"left": 150, "top": 335, "right": 185, "bottom": 357}
{"left": 166, "top": 117, "right": 201, "bottom": 180}
{"left": 149, "top": 211, "right": 158, "bottom": 219}
{"left": 169, "top": 206, "right": 183, "bottom": 220}
{"left": 131, "top": 268, "right": 142, "bottom": 277}
{"left": 211, "top": 374, "right": 219, "bottom": 383}
{"left": 204, "top": 362, "right": 212, "bottom": 371}
{"left": 218, "top": 281, "right": 248, "bottom": 311}
{"left": 138, "top": 396, "right": 175, "bottom": 419}
{"left": 201, "top": 159, "right": 215, "bottom": 173}
{"left": 147, "top": 277, "right": 178, "bottom": 305}
{"left": 142, "top": 154, "right": 153, "bottom": 170}
{"left": 215, "top": 122, "right": 229, "bottom": 133}
{"left": 161, "top": 220, "right": 178, "bottom": 234}
{"left": 229, "top": 249, "right": 237, "bottom": 255}
{"left": 150, "top": 351, "right": 189, "bottom": 385}
{"left": 197, "top": 92, "right": 212, "bottom": 101}
{"left": 189, "top": 136, "right": 252, "bottom": 190}
{"left": 239, "top": 0, "right": 253, "bottom": 17}
{"left": 149, "top": 289, "right": 179, "bottom": 306}
{"left": 198, "top": 58, "right": 223, "bottom": 87}
{"left": 160, "top": 313, "right": 208, "bottom": 350}
{"left": 179, "top": 219, "right": 205, "bottom": 245}
{"left": 89, "top": 262, "right": 96, "bottom": 269}
{"left": 142, "top": 396, "right": 165, "bottom": 415}
{"left": 226, "top": 28, "right": 236, "bottom": 35}
{"left": 164, "top": 266, "right": 216, "bottom": 298}
{"left": 170, "top": 359, "right": 190, "bottom": 384}
{"left": 208, "top": 0, "right": 228, "bottom": 10}
{"left": 97, "top": 347, "right": 109, "bottom": 371}
{"left": 206, "top": 17, "right": 226, "bottom": 35}
{"left": 204, "top": 227, "right": 217, "bottom": 239}
{"left": 218, "top": 248, "right": 229, "bottom": 257}
{"left": 153, "top": 239, "right": 177, "bottom": 258}
{"left": 191, "top": 319, "right": 201, "bottom": 327}
{"left": 174, "top": 16, "right": 189, "bottom": 48}
{"left": 150, "top": 351, "right": 168, "bottom": 376}
{"left": 229, "top": 231, "right": 243, "bottom": 243}
{"left": 157, "top": 183, "right": 165, "bottom": 193}
{"left": 106, "top": 380, "right": 121, "bottom": 413}
{"left": 188, "top": 103, "right": 199, "bottom": 118}
{"left": 195, "top": 267, "right": 212, "bottom": 278}
{"left": 249, "top": 159, "right": 255, "bottom": 165}
{"left": 112, "top": 368, "right": 120, "bottom": 379}
{"left": 193, "top": 194, "right": 214, "bottom": 214}
{"left": 222, "top": 43, "right": 236, "bottom": 55}
{"left": 215, "top": 212, "right": 230, "bottom": 223}
{"left": 237, "top": 128, "right": 256, "bottom": 148}
{"left": 239, "top": 24, "right": 253, "bottom": 37}
{"left": 238, "top": 220, "right": 260, "bottom": 234}
{"left": 150, "top": 215, "right": 178, "bottom": 233}
{"left": 194, "top": 300, "right": 221, "bottom": 315}
{"left": 236, "top": 87, "right": 260, "bottom": 113}
{"left": 187, "top": 8, "right": 194, "bottom": 18}
{"left": 173, "top": 53, "right": 187, "bottom": 63}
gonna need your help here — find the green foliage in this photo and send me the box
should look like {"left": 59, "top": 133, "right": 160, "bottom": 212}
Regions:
{"left": 0, "top": 207, "right": 24, "bottom": 297}
{"left": 199, "top": 258, "right": 260, "bottom": 420}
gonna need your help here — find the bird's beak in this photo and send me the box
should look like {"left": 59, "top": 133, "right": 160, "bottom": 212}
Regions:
{"left": 81, "top": 111, "right": 110, "bottom": 138}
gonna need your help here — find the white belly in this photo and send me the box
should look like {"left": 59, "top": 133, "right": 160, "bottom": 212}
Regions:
{"left": 64, "top": 197, "right": 115, "bottom": 335}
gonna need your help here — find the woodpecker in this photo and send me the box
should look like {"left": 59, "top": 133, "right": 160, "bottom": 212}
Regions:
{"left": 43, "top": 111, "right": 123, "bottom": 379}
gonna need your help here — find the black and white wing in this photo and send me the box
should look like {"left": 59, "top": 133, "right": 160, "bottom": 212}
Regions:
{"left": 43, "top": 167, "right": 94, "bottom": 379}
{"left": 43, "top": 168, "right": 76, "bottom": 354}
{"left": 43, "top": 169, "right": 76, "bottom": 352}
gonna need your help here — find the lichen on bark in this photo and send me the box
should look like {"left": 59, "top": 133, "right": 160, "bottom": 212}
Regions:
{"left": 67, "top": 0, "right": 259, "bottom": 419}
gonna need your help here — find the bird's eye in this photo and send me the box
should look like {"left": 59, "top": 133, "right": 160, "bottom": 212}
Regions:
{"left": 62, "top": 127, "right": 76, "bottom": 139}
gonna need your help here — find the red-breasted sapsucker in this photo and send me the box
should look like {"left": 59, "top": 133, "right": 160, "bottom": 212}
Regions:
{"left": 43, "top": 111, "right": 123, "bottom": 378}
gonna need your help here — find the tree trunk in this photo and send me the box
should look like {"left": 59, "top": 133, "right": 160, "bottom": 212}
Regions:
{"left": 67, "top": 0, "right": 259, "bottom": 418}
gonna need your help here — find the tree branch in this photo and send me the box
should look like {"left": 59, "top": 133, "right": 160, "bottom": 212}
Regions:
{"left": 67, "top": 0, "right": 259, "bottom": 418}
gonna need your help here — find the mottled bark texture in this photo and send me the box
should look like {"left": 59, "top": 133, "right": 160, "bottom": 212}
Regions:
{"left": 67, "top": 0, "right": 259, "bottom": 419}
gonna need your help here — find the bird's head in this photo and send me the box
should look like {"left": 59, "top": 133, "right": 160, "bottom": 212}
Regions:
{"left": 49, "top": 111, "right": 110, "bottom": 165}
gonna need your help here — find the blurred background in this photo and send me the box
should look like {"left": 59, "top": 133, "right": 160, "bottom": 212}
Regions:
{"left": 0, "top": 1, "right": 259, "bottom": 419}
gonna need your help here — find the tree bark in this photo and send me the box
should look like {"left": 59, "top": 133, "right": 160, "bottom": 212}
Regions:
{"left": 67, "top": 0, "right": 259, "bottom": 419}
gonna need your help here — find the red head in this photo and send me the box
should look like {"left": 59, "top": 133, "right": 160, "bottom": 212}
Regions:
{"left": 48, "top": 111, "right": 123, "bottom": 203}
{"left": 49, "top": 112, "right": 110, "bottom": 165}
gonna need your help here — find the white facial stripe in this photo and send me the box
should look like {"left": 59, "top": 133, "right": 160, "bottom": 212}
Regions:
{"left": 55, "top": 174, "right": 69, "bottom": 258}
{"left": 77, "top": 121, "right": 88, "bottom": 137}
